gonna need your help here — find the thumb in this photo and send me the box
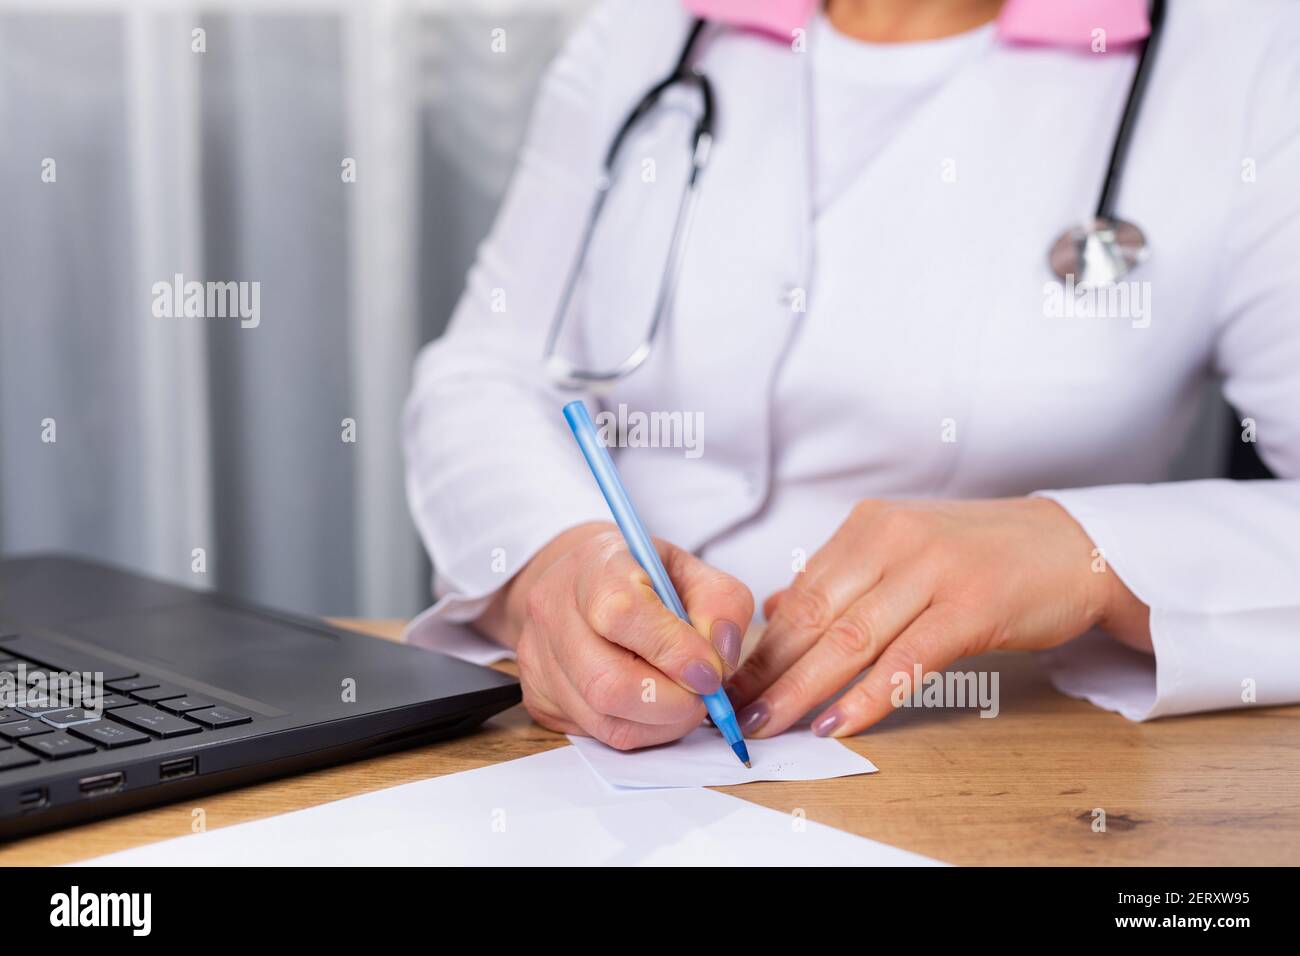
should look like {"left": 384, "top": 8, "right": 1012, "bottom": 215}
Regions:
{"left": 657, "top": 539, "right": 754, "bottom": 673}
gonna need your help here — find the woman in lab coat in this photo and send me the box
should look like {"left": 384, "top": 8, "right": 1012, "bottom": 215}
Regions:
{"left": 403, "top": 0, "right": 1300, "bottom": 749}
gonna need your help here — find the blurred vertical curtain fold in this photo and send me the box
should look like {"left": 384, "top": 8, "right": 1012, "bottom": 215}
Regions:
{"left": 0, "top": 0, "right": 589, "bottom": 617}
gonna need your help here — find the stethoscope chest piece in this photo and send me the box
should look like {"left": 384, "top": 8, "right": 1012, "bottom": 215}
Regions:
{"left": 1049, "top": 216, "right": 1148, "bottom": 287}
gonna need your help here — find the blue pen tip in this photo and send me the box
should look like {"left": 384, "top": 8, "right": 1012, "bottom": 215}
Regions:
{"left": 731, "top": 740, "right": 751, "bottom": 769}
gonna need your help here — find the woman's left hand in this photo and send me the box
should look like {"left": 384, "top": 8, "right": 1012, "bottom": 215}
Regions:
{"left": 725, "top": 497, "right": 1151, "bottom": 739}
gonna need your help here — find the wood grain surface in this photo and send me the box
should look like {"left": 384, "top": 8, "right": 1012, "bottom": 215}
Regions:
{"left": 3, "top": 618, "right": 1297, "bottom": 866}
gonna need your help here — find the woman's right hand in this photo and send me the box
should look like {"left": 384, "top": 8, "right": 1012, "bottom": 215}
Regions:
{"left": 477, "top": 523, "right": 753, "bottom": 750}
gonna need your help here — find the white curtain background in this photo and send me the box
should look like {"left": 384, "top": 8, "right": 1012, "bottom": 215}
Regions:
{"left": 0, "top": 0, "right": 592, "bottom": 618}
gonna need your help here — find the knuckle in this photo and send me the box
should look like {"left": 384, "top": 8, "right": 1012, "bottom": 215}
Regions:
{"left": 522, "top": 697, "right": 545, "bottom": 723}
{"left": 579, "top": 528, "right": 615, "bottom": 553}
{"left": 841, "top": 679, "right": 875, "bottom": 715}
{"left": 600, "top": 718, "right": 642, "bottom": 752}
{"left": 644, "top": 618, "right": 690, "bottom": 670}
{"left": 521, "top": 689, "right": 562, "bottom": 732}
{"left": 583, "top": 530, "right": 627, "bottom": 567}
{"left": 771, "top": 668, "right": 812, "bottom": 710}
{"left": 910, "top": 625, "right": 955, "bottom": 663}
{"left": 709, "top": 574, "right": 754, "bottom": 618}
{"left": 879, "top": 638, "right": 924, "bottom": 679}
{"left": 578, "top": 663, "right": 623, "bottom": 714}
{"left": 825, "top": 611, "right": 877, "bottom": 658}
{"left": 964, "top": 623, "right": 998, "bottom": 655}
{"left": 588, "top": 584, "right": 636, "bottom": 636}
{"left": 780, "top": 586, "right": 833, "bottom": 635}
{"left": 875, "top": 507, "right": 920, "bottom": 540}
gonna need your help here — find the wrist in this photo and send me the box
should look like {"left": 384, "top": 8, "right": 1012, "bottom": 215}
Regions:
{"left": 1095, "top": 565, "right": 1153, "bottom": 652}
{"left": 1036, "top": 496, "right": 1153, "bottom": 651}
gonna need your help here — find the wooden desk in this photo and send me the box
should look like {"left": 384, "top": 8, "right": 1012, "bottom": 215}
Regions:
{"left": 3, "top": 619, "right": 1298, "bottom": 866}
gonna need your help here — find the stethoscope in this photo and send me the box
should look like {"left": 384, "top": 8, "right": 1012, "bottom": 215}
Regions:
{"left": 544, "top": 0, "right": 1167, "bottom": 389}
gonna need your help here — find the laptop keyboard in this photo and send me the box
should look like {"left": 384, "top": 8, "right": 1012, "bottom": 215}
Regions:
{"left": 0, "top": 651, "right": 252, "bottom": 772}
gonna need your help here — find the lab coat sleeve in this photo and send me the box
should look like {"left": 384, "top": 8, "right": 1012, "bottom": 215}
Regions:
{"left": 402, "top": 3, "right": 625, "bottom": 652}
{"left": 1035, "top": 33, "right": 1300, "bottom": 720}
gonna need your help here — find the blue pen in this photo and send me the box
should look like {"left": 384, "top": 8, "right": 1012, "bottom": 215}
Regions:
{"left": 563, "top": 400, "right": 751, "bottom": 768}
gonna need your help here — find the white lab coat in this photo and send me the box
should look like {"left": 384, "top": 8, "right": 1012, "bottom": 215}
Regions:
{"left": 403, "top": 0, "right": 1300, "bottom": 721}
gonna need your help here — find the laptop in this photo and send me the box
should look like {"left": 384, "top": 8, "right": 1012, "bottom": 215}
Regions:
{"left": 0, "top": 554, "right": 520, "bottom": 839}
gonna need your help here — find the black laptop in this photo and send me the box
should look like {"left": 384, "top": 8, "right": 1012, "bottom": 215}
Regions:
{"left": 0, "top": 554, "right": 520, "bottom": 839}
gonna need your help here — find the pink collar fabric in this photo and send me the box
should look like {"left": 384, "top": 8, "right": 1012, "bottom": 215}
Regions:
{"left": 680, "top": 0, "right": 1150, "bottom": 48}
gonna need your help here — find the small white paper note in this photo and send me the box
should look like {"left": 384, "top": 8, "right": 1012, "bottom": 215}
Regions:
{"left": 569, "top": 726, "right": 877, "bottom": 789}
{"left": 80, "top": 746, "right": 937, "bottom": 866}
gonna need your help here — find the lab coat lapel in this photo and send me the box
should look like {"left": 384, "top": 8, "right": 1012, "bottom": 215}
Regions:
{"left": 801, "top": 41, "right": 1140, "bottom": 495}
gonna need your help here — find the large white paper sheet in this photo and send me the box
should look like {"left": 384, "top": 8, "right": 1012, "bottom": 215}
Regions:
{"left": 81, "top": 746, "right": 938, "bottom": 866}
{"left": 569, "top": 726, "right": 877, "bottom": 789}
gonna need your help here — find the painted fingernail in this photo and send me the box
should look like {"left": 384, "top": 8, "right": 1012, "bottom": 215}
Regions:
{"left": 711, "top": 619, "right": 742, "bottom": 670}
{"left": 682, "top": 660, "right": 722, "bottom": 695}
{"left": 738, "top": 700, "right": 771, "bottom": 734}
{"left": 812, "top": 710, "right": 842, "bottom": 737}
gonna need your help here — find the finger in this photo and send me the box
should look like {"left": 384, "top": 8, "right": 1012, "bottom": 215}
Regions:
{"left": 551, "top": 597, "right": 707, "bottom": 725}
{"left": 726, "top": 537, "right": 878, "bottom": 709}
{"left": 762, "top": 589, "right": 788, "bottom": 621}
{"left": 547, "top": 657, "right": 707, "bottom": 751}
{"left": 575, "top": 546, "right": 726, "bottom": 697}
{"left": 659, "top": 540, "right": 754, "bottom": 672}
{"left": 727, "top": 503, "right": 920, "bottom": 708}
{"left": 811, "top": 605, "right": 970, "bottom": 737}
{"left": 745, "top": 568, "right": 934, "bottom": 738}
{"left": 516, "top": 628, "right": 583, "bottom": 737}
{"left": 520, "top": 688, "right": 582, "bottom": 737}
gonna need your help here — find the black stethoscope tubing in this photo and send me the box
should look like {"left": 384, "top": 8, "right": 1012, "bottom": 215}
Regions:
{"left": 544, "top": 1, "right": 1169, "bottom": 386}
{"left": 1095, "top": 0, "right": 1166, "bottom": 221}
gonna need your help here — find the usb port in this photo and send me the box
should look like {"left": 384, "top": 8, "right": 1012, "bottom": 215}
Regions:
{"left": 19, "top": 787, "right": 48, "bottom": 811}
{"left": 159, "top": 756, "right": 197, "bottom": 781}
{"left": 78, "top": 772, "right": 124, "bottom": 798}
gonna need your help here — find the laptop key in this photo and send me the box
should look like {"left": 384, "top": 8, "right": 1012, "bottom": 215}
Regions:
{"left": 0, "top": 748, "right": 40, "bottom": 771}
{"left": 157, "top": 695, "right": 216, "bottom": 714}
{"left": 186, "top": 706, "right": 252, "bottom": 729}
{"left": 0, "top": 708, "right": 25, "bottom": 724}
{"left": 15, "top": 683, "right": 83, "bottom": 711}
{"left": 21, "top": 731, "right": 98, "bottom": 760}
{"left": 70, "top": 721, "right": 149, "bottom": 749}
{"left": 17, "top": 699, "right": 78, "bottom": 718}
{"left": 131, "top": 683, "right": 191, "bottom": 703}
{"left": 80, "top": 693, "right": 135, "bottom": 711}
{"left": 106, "top": 676, "right": 161, "bottom": 694}
{"left": 0, "top": 719, "right": 55, "bottom": 740}
{"left": 110, "top": 705, "right": 201, "bottom": 738}
{"left": 39, "top": 707, "right": 103, "bottom": 728}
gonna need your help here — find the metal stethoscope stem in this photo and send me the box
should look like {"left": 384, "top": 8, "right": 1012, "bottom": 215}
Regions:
{"left": 1049, "top": 0, "right": 1166, "bottom": 287}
